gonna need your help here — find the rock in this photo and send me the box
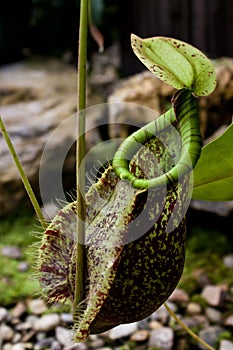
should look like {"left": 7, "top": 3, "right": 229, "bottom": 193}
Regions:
{"left": 1, "top": 246, "right": 22, "bottom": 259}
{"left": 0, "top": 307, "right": 8, "bottom": 322}
{"left": 34, "top": 314, "right": 60, "bottom": 332}
{"left": 224, "top": 315, "right": 233, "bottom": 328}
{"left": 149, "top": 320, "right": 163, "bottom": 330}
{"left": 34, "top": 337, "right": 54, "bottom": 350}
{"left": 151, "top": 302, "right": 177, "bottom": 324}
{"left": 11, "top": 302, "right": 26, "bottom": 318}
{"left": 0, "top": 59, "right": 104, "bottom": 217}
{"left": 205, "top": 307, "right": 222, "bottom": 323}
{"left": 198, "top": 326, "right": 224, "bottom": 349}
{"left": 25, "top": 315, "right": 39, "bottom": 327}
{"left": 107, "top": 322, "right": 138, "bottom": 340}
{"left": 27, "top": 299, "right": 47, "bottom": 315}
{"left": 130, "top": 329, "right": 149, "bottom": 342}
{"left": 2, "top": 344, "right": 13, "bottom": 350}
{"left": 51, "top": 340, "right": 63, "bottom": 350}
{"left": 186, "top": 302, "right": 202, "bottom": 315}
{"left": 220, "top": 339, "right": 233, "bottom": 350}
{"left": 201, "top": 285, "right": 226, "bottom": 307}
{"left": 15, "top": 322, "right": 32, "bottom": 331}
{"left": 89, "top": 337, "right": 105, "bottom": 349}
{"left": 11, "top": 344, "right": 25, "bottom": 350}
{"left": 0, "top": 324, "right": 14, "bottom": 341}
{"left": 223, "top": 255, "right": 233, "bottom": 269}
{"left": 55, "top": 326, "right": 73, "bottom": 346}
{"left": 17, "top": 261, "right": 29, "bottom": 272}
{"left": 168, "top": 288, "right": 190, "bottom": 304}
{"left": 12, "top": 332, "right": 21, "bottom": 343}
{"left": 60, "top": 313, "right": 73, "bottom": 324}
{"left": 63, "top": 343, "right": 88, "bottom": 350}
{"left": 193, "top": 315, "right": 209, "bottom": 328}
{"left": 148, "top": 327, "right": 174, "bottom": 350}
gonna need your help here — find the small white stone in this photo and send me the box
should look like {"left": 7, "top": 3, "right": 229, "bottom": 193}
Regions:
{"left": 149, "top": 320, "right": 163, "bottom": 330}
{"left": 1, "top": 246, "right": 22, "bottom": 259}
{"left": 169, "top": 288, "right": 189, "bottom": 303}
{"left": 220, "top": 339, "right": 233, "bottom": 350}
{"left": 3, "top": 343, "right": 13, "bottom": 350}
{"left": 223, "top": 255, "right": 233, "bottom": 269}
{"left": 186, "top": 302, "right": 202, "bottom": 315}
{"left": 130, "top": 329, "right": 149, "bottom": 342}
{"left": 11, "top": 343, "right": 25, "bottom": 350}
{"left": 201, "top": 285, "right": 225, "bottom": 307}
{"left": 224, "top": 315, "right": 233, "bottom": 327}
{"left": 107, "top": 322, "right": 138, "bottom": 340}
{"left": 34, "top": 314, "right": 60, "bottom": 332}
{"left": 205, "top": 307, "right": 222, "bottom": 323}
{"left": 0, "top": 324, "right": 14, "bottom": 341}
{"left": 148, "top": 327, "right": 174, "bottom": 350}
{"left": 27, "top": 299, "right": 47, "bottom": 315}
{"left": 0, "top": 307, "right": 8, "bottom": 322}
{"left": 55, "top": 326, "right": 73, "bottom": 346}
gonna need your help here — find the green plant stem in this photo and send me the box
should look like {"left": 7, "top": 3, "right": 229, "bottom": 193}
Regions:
{"left": 73, "top": 0, "right": 88, "bottom": 314}
{"left": 0, "top": 117, "right": 46, "bottom": 229}
{"left": 164, "top": 302, "right": 215, "bottom": 350}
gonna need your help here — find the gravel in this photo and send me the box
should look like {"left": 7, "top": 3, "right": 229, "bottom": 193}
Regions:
{"left": 0, "top": 250, "right": 233, "bottom": 350}
{"left": 0, "top": 284, "right": 232, "bottom": 350}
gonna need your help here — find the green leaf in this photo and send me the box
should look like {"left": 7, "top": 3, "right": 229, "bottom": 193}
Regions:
{"left": 131, "top": 34, "right": 216, "bottom": 96}
{"left": 192, "top": 123, "right": 233, "bottom": 201}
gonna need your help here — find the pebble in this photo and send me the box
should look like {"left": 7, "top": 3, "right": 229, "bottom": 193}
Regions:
{"left": 1, "top": 246, "right": 22, "bottom": 259}
{"left": 149, "top": 320, "right": 163, "bottom": 330}
{"left": 11, "top": 343, "right": 25, "bottom": 350}
{"left": 198, "top": 326, "right": 224, "bottom": 349}
{"left": 220, "top": 339, "right": 233, "bottom": 350}
{"left": 151, "top": 302, "right": 177, "bottom": 324}
{"left": 0, "top": 307, "right": 8, "bottom": 322}
{"left": 148, "top": 327, "right": 174, "bottom": 350}
{"left": 0, "top": 324, "right": 14, "bottom": 341}
{"left": 55, "top": 326, "right": 73, "bottom": 345}
{"left": 34, "top": 314, "right": 60, "bottom": 332}
{"left": 130, "top": 329, "right": 149, "bottom": 342}
{"left": 27, "top": 299, "right": 47, "bottom": 315}
{"left": 205, "top": 307, "right": 222, "bottom": 323}
{"left": 224, "top": 315, "right": 233, "bottom": 327}
{"left": 60, "top": 313, "right": 73, "bottom": 324}
{"left": 17, "top": 261, "right": 29, "bottom": 272}
{"left": 63, "top": 343, "right": 88, "bottom": 350}
{"left": 223, "top": 255, "right": 233, "bottom": 269}
{"left": 25, "top": 315, "right": 39, "bottom": 327}
{"left": 2, "top": 344, "right": 13, "bottom": 350}
{"left": 0, "top": 287, "right": 232, "bottom": 350}
{"left": 169, "top": 288, "right": 190, "bottom": 304}
{"left": 11, "top": 302, "right": 26, "bottom": 319}
{"left": 107, "top": 322, "right": 138, "bottom": 340}
{"left": 201, "top": 285, "right": 225, "bottom": 307}
{"left": 34, "top": 337, "right": 54, "bottom": 350}
{"left": 89, "top": 338, "right": 105, "bottom": 348}
{"left": 51, "top": 340, "right": 63, "bottom": 350}
{"left": 186, "top": 302, "right": 202, "bottom": 315}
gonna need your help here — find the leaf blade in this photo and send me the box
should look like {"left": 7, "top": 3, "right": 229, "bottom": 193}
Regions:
{"left": 131, "top": 34, "right": 216, "bottom": 96}
{"left": 192, "top": 123, "right": 233, "bottom": 201}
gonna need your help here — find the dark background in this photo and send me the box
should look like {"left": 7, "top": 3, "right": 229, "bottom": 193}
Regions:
{"left": 0, "top": 0, "right": 233, "bottom": 74}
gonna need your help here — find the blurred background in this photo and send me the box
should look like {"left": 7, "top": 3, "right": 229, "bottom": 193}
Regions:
{"left": 0, "top": 1, "right": 233, "bottom": 349}
{"left": 1, "top": 0, "right": 233, "bottom": 72}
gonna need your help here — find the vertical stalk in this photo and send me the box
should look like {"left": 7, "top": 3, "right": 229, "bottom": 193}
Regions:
{"left": 73, "top": 0, "right": 88, "bottom": 314}
{"left": 0, "top": 117, "right": 46, "bottom": 229}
